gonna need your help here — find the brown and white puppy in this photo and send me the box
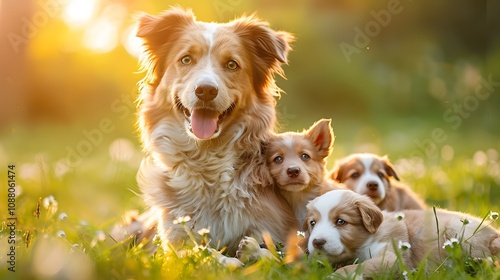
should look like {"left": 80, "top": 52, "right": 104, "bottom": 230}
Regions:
{"left": 265, "top": 119, "right": 342, "bottom": 226}
{"left": 236, "top": 119, "right": 341, "bottom": 264}
{"left": 329, "top": 153, "right": 426, "bottom": 211}
{"left": 132, "top": 7, "right": 298, "bottom": 257}
{"left": 304, "top": 190, "right": 500, "bottom": 277}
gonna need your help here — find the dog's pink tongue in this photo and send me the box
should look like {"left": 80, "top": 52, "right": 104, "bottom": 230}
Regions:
{"left": 191, "top": 108, "right": 218, "bottom": 139}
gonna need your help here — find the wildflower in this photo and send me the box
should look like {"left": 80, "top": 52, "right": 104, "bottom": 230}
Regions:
{"left": 43, "top": 195, "right": 58, "bottom": 215}
{"left": 152, "top": 234, "right": 162, "bottom": 246}
{"left": 58, "top": 212, "right": 68, "bottom": 220}
{"left": 153, "top": 234, "right": 162, "bottom": 243}
{"left": 57, "top": 230, "right": 66, "bottom": 238}
{"left": 443, "top": 237, "right": 460, "bottom": 249}
{"left": 398, "top": 240, "right": 411, "bottom": 251}
{"left": 95, "top": 230, "right": 106, "bottom": 241}
{"left": 395, "top": 212, "right": 405, "bottom": 221}
{"left": 43, "top": 195, "right": 58, "bottom": 209}
{"left": 173, "top": 215, "right": 191, "bottom": 224}
{"left": 296, "top": 231, "right": 305, "bottom": 238}
{"left": 197, "top": 228, "right": 210, "bottom": 236}
{"left": 402, "top": 270, "right": 409, "bottom": 280}
{"left": 490, "top": 211, "right": 499, "bottom": 220}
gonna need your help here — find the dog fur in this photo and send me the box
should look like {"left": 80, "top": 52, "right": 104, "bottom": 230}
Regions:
{"left": 304, "top": 190, "right": 500, "bottom": 277}
{"left": 329, "top": 153, "right": 426, "bottom": 211}
{"left": 134, "top": 7, "right": 298, "bottom": 255}
{"left": 265, "top": 119, "right": 343, "bottom": 226}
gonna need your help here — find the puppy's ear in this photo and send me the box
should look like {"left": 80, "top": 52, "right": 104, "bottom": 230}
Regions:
{"left": 356, "top": 197, "right": 383, "bottom": 234}
{"left": 382, "top": 155, "right": 400, "bottom": 181}
{"left": 329, "top": 162, "right": 343, "bottom": 182}
{"left": 306, "top": 119, "right": 334, "bottom": 159}
{"left": 231, "top": 16, "right": 294, "bottom": 94}
{"left": 136, "top": 8, "right": 195, "bottom": 85}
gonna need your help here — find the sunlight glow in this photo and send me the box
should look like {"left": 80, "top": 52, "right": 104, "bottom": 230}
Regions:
{"left": 122, "top": 24, "right": 142, "bottom": 58}
{"left": 83, "top": 4, "right": 127, "bottom": 53}
{"left": 63, "top": 0, "right": 99, "bottom": 27}
{"left": 84, "top": 19, "right": 119, "bottom": 53}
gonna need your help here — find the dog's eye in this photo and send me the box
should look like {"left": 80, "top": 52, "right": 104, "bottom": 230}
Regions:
{"left": 377, "top": 172, "right": 385, "bottom": 178}
{"left": 309, "top": 220, "right": 316, "bottom": 227}
{"left": 273, "top": 156, "right": 283, "bottom": 163}
{"left": 180, "top": 55, "right": 192, "bottom": 65}
{"left": 227, "top": 60, "right": 239, "bottom": 70}
{"left": 351, "top": 172, "right": 360, "bottom": 178}
{"left": 301, "top": 153, "right": 310, "bottom": 161}
{"left": 336, "top": 219, "right": 347, "bottom": 226}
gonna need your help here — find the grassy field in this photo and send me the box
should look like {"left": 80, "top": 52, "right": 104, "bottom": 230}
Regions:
{"left": 0, "top": 120, "right": 499, "bottom": 279}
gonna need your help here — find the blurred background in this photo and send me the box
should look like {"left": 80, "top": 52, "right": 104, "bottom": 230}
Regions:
{"left": 0, "top": 0, "right": 499, "bottom": 224}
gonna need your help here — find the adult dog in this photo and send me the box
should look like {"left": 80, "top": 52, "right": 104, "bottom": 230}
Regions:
{"left": 134, "top": 7, "right": 297, "bottom": 255}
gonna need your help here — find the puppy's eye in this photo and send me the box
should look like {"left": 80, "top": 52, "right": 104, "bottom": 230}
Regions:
{"left": 351, "top": 172, "right": 360, "bottom": 179}
{"left": 377, "top": 172, "right": 385, "bottom": 178}
{"left": 309, "top": 220, "right": 316, "bottom": 227}
{"left": 301, "top": 153, "right": 310, "bottom": 161}
{"left": 180, "top": 55, "right": 192, "bottom": 65}
{"left": 336, "top": 219, "right": 347, "bottom": 226}
{"left": 227, "top": 60, "right": 239, "bottom": 70}
{"left": 273, "top": 156, "right": 283, "bottom": 163}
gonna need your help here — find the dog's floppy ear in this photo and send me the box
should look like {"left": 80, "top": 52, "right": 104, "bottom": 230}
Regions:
{"left": 231, "top": 16, "right": 294, "bottom": 94}
{"left": 329, "top": 161, "right": 343, "bottom": 182}
{"left": 381, "top": 155, "right": 400, "bottom": 181}
{"left": 136, "top": 7, "right": 194, "bottom": 51}
{"left": 136, "top": 7, "right": 195, "bottom": 86}
{"left": 356, "top": 196, "right": 383, "bottom": 234}
{"left": 306, "top": 119, "right": 334, "bottom": 159}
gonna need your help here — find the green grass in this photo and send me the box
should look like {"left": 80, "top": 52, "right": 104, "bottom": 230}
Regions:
{"left": 0, "top": 123, "right": 499, "bottom": 279}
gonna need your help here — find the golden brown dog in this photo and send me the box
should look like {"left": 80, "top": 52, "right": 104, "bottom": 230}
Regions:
{"left": 132, "top": 7, "right": 298, "bottom": 256}
{"left": 265, "top": 119, "right": 343, "bottom": 226}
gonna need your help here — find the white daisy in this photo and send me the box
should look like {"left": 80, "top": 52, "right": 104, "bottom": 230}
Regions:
{"left": 398, "top": 240, "right": 411, "bottom": 251}
{"left": 395, "top": 212, "right": 405, "bottom": 220}
{"left": 490, "top": 211, "right": 499, "bottom": 220}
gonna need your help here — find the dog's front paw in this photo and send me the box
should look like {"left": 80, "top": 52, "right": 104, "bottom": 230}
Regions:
{"left": 236, "top": 236, "right": 279, "bottom": 264}
{"left": 332, "top": 264, "right": 362, "bottom": 279}
{"left": 236, "top": 236, "right": 262, "bottom": 263}
{"left": 210, "top": 249, "right": 244, "bottom": 268}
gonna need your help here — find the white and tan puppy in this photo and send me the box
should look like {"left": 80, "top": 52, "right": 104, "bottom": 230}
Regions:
{"left": 329, "top": 153, "right": 426, "bottom": 211}
{"left": 304, "top": 190, "right": 500, "bottom": 277}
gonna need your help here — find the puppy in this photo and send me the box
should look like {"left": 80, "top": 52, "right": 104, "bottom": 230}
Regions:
{"left": 235, "top": 119, "right": 342, "bottom": 264}
{"left": 304, "top": 190, "right": 500, "bottom": 277}
{"left": 265, "top": 119, "right": 342, "bottom": 226}
{"left": 132, "top": 7, "right": 297, "bottom": 256}
{"left": 329, "top": 153, "right": 426, "bottom": 210}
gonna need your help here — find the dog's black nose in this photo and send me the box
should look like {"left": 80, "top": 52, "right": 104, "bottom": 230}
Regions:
{"left": 367, "top": 181, "right": 378, "bottom": 191}
{"left": 195, "top": 84, "right": 218, "bottom": 101}
{"left": 312, "top": 238, "right": 326, "bottom": 249}
{"left": 287, "top": 166, "right": 300, "bottom": 177}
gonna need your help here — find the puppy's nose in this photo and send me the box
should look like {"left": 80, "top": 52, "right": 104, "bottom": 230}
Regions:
{"left": 287, "top": 166, "right": 300, "bottom": 178}
{"left": 195, "top": 84, "right": 218, "bottom": 101}
{"left": 367, "top": 181, "right": 378, "bottom": 191}
{"left": 312, "top": 238, "right": 326, "bottom": 249}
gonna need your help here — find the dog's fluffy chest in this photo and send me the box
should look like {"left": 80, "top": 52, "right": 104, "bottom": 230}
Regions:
{"left": 141, "top": 123, "right": 257, "bottom": 245}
